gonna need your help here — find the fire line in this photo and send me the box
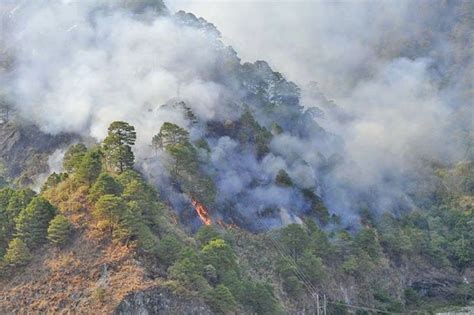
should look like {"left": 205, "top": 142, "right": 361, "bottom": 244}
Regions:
{"left": 191, "top": 197, "right": 212, "bottom": 225}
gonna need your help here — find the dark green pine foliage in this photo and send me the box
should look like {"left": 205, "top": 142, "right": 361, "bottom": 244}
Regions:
{"left": 63, "top": 143, "right": 87, "bottom": 173}
{"left": 75, "top": 149, "right": 103, "bottom": 184}
{"left": 103, "top": 121, "right": 136, "bottom": 174}
{"left": 15, "top": 197, "right": 56, "bottom": 248}
{"left": 3, "top": 238, "right": 31, "bottom": 267}
{"left": 152, "top": 122, "right": 190, "bottom": 150}
{"left": 47, "top": 215, "right": 72, "bottom": 247}
{"left": 237, "top": 107, "right": 272, "bottom": 158}
{"left": 89, "top": 173, "right": 122, "bottom": 202}
{"left": 207, "top": 284, "right": 237, "bottom": 314}
{"left": 153, "top": 122, "right": 216, "bottom": 204}
{"left": 275, "top": 169, "right": 293, "bottom": 187}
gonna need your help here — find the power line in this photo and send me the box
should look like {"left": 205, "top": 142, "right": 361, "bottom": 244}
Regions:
{"left": 254, "top": 214, "right": 406, "bottom": 315}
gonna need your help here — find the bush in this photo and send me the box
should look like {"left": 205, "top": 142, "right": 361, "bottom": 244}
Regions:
{"left": 47, "top": 215, "right": 72, "bottom": 247}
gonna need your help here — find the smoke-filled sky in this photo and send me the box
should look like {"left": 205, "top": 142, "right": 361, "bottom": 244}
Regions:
{"left": 1, "top": 0, "right": 472, "bottom": 227}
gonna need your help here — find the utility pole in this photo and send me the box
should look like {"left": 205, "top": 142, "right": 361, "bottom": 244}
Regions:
{"left": 323, "top": 294, "right": 327, "bottom": 315}
{"left": 316, "top": 294, "right": 320, "bottom": 315}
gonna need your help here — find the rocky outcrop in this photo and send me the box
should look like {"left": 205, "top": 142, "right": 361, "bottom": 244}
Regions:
{"left": 115, "top": 287, "right": 213, "bottom": 315}
{"left": 0, "top": 122, "right": 73, "bottom": 181}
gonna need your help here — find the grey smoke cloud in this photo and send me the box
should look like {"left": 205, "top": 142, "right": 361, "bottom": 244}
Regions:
{"left": 170, "top": 0, "right": 472, "bottom": 216}
{"left": 1, "top": 0, "right": 471, "bottom": 227}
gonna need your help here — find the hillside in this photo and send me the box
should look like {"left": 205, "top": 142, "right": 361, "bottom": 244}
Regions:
{"left": 0, "top": 0, "right": 472, "bottom": 314}
{"left": 0, "top": 121, "right": 472, "bottom": 314}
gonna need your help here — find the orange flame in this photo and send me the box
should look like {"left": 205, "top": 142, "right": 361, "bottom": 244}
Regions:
{"left": 191, "top": 197, "right": 212, "bottom": 225}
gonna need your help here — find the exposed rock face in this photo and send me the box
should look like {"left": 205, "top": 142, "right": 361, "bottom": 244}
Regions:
{"left": 0, "top": 122, "right": 73, "bottom": 181}
{"left": 115, "top": 287, "right": 213, "bottom": 315}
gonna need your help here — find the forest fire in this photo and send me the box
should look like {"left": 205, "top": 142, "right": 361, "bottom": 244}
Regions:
{"left": 191, "top": 197, "right": 212, "bottom": 225}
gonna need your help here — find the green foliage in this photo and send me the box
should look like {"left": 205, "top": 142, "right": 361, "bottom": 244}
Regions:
{"left": 152, "top": 122, "right": 189, "bottom": 150}
{"left": 206, "top": 284, "right": 237, "bottom": 314}
{"left": 154, "top": 122, "right": 216, "bottom": 204}
{"left": 89, "top": 173, "right": 122, "bottom": 202}
{"left": 299, "top": 251, "right": 325, "bottom": 283}
{"left": 195, "top": 138, "right": 211, "bottom": 152}
{"left": 279, "top": 223, "right": 310, "bottom": 262}
{"left": 275, "top": 169, "right": 293, "bottom": 187}
{"left": 15, "top": 196, "right": 56, "bottom": 248}
{"left": 354, "top": 227, "right": 381, "bottom": 260}
{"left": 156, "top": 235, "right": 182, "bottom": 267}
{"left": 241, "top": 281, "right": 281, "bottom": 315}
{"left": 93, "top": 194, "right": 127, "bottom": 237}
{"left": 404, "top": 288, "right": 422, "bottom": 307}
{"left": 275, "top": 257, "right": 303, "bottom": 297}
{"left": 75, "top": 149, "right": 103, "bottom": 184}
{"left": 304, "top": 219, "right": 332, "bottom": 259}
{"left": 237, "top": 108, "right": 272, "bottom": 158}
{"left": 196, "top": 225, "right": 220, "bottom": 246}
{"left": 6, "top": 188, "right": 35, "bottom": 219}
{"left": 63, "top": 143, "right": 87, "bottom": 173}
{"left": 341, "top": 255, "right": 358, "bottom": 275}
{"left": 3, "top": 238, "right": 31, "bottom": 266}
{"left": 301, "top": 189, "right": 330, "bottom": 224}
{"left": 41, "top": 172, "right": 68, "bottom": 192}
{"left": 201, "top": 239, "right": 237, "bottom": 277}
{"left": 169, "top": 247, "right": 209, "bottom": 292}
{"left": 47, "top": 215, "right": 72, "bottom": 247}
{"left": 0, "top": 188, "right": 34, "bottom": 256}
{"left": 103, "top": 121, "right": 136, "bottom": 173}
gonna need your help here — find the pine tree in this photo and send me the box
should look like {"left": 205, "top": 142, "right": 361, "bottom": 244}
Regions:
{"left": 75, "top": 149, "right": 103, "bottom": 184}
{"left": 152, "top": 122, "right": 189, "bottom": 150}
{"left": 93, "top": 194, "right": 127, "bottom": 237}
{"left": 47, "top": 215, "right": 72, "bottom": 247}
{"left": 63, "top": 143, "right": 87, "bottom": 173}
{"left": 208, "top": 285, "right": 237, "bottom": 314}
{"left": 275, "top": 169, "right": 293, "bottom": 187}
{"left": 89, "top": 173, "right": 122, "bottom": 202}
{"left": 15, "top": 197, "right": 56, "bottom": 248}
{"left": 103, "top": 121, "right": 136, "bottom": 173}
{"left": 3, "top": 238, "right": 31, "bottom": 266}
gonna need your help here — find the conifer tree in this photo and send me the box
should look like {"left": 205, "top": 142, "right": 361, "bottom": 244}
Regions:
{"left": 63, "top": 143, "right": 87, "bottom": 173}
{"left": 103, "top": 121, "right": 136, "bottom": 173}
{"left": 75, "top": 149, "right": 103, "bottom": 184}
{"left": 89, "top": 173, "right": 122, "bottom": 202}
{"left": 15, "top": 197, "right": 56, "bottom": 248}
{"left": 3, "top": 238, "right": 31, "bottom": 266}
{"left": 93, "top": 194, "right": 127, "bottom": 237}
{"left": 47, "top": 215, "right": 72, "bottom": 247}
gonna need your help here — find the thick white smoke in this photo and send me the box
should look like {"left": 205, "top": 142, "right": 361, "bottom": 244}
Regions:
{"left": 1, "top": 0, "right": 472, "bottom": 228}
{"left": 3, "top": 1, "right": 230, "bottom": 146}
{"left": 172, "top": 0, "right": 473, "bottom": 217}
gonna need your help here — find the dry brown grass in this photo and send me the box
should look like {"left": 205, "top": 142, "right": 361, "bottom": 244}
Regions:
{"left": 0, "top": 227, "right": 156, "bottom": 314}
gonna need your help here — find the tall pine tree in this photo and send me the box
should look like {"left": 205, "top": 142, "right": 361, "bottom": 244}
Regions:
{"left": 103, "top": 121, "right": 136, "bottom": 173}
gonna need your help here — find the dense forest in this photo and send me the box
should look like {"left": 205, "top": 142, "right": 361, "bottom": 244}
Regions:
{"left": 0, "top": 120, "right": 472, "bottom": 313}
